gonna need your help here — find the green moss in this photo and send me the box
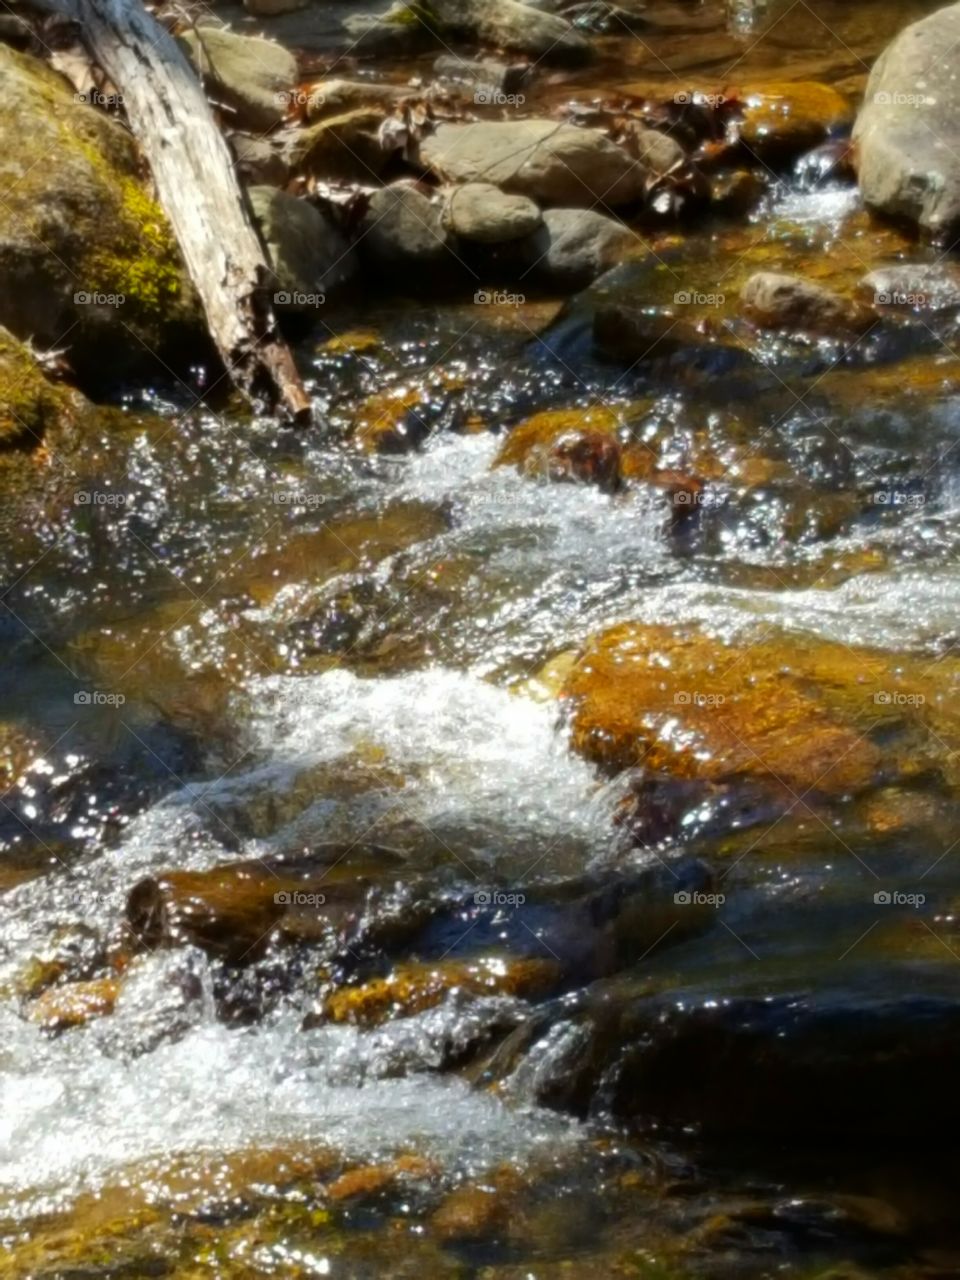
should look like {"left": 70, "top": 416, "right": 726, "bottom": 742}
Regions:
{"left": 72, "top": 138, "right": 183, "bottom": 320}
{"left": 0, "top": 330, "right": 73, "bottom": 448}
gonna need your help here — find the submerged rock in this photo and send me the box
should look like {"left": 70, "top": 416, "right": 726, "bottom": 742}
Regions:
{"left": 26, "top": 977, "right": 119, "bottom": 1032}
{"left": 419, "top": 121, "right": 645, "bottom": 207}
{"left": 741, "top": 271, "right": 871, "bottom": 335}
{"left": 738, "top": 81, "right": 852, "bottom": 160}
{"left": 853, "top": 2, "right": 960, "bottom": 238}
{"left": 179, "top": 25, "right": 296, "bottom": 131}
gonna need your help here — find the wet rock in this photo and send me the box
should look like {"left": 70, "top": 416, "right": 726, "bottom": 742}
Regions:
{"left": 322, "top": 957, "right": 559, "bottom": 1027}
{"left": 433, "top": 55, "right": 528, "bottom": 98}
{"left": 853, "top": 3, "right": 960, "bottom": 238}
{"left": 607, "top": 983, "right": 960, "bottom": 1141}
{"left": 27, "top": 977, "right": 119, "bottom": 1032}
{"left": 0, "top": 45, "right": 199, "bottom": 381}
{"left": 710, "top": 169, "right": 766, "bottom": 217}
{"left": 429, "top": 0, "right": 590, "bottom": 65}
{"left": 443, "top": 183, "right": 542, "bottom": 244}
{"left": 97, "top": 948, "right": 208, "bottom": 1056}
{"left": 248, "top": 186, "right": 356, "bottom": 309}
{"left": 352, "top": 370, "right": 465, "bottom": 452}
{"left": 561, "top": 623, "right": 887, "bottom": 794}
{"left": 527, "top": 207, "right": 638, "bottom": 289}
{"left": 419, "top": 121, "right": 646, "bottom": 207}
{"left": 860, "top": 263, "right": 960, "bottom": 315}
{"left": 741, "top": 271, "right": 871, "bottom": 336}
{"left": 431, "top": 1170, "right": 521, "bottom": 1241}
{"left": 342, "top": 10, "right": 432, "bottom": 56}
{"left": 325, "top": 1153, "right": 437, "bottom": 1201}
{"left": 179, "top": 25, "right": 296, "bottom": 131}
{"left": 738, "top": 81, "right": 852, "bottom": 161}
{"left": 359, "top": 184, "right": 460, "bottom": 280}
{"left": 127, "top": 865, "right": 288, "bottom": 963}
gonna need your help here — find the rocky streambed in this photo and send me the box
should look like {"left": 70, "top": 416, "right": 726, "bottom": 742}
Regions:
{"left": 3, "top": 0, "right": 960, "bottom": 1275}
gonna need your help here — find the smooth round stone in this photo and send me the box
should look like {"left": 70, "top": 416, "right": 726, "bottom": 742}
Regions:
{"left": 443, "top": 182, "right": 543, "bottom": 244}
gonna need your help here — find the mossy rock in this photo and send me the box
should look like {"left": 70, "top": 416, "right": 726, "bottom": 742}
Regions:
{"left": 0, "top": 327, "right": 90, "bottom": 448}
{"left": 0, "top": 45, "right": 201, "bottom": 386}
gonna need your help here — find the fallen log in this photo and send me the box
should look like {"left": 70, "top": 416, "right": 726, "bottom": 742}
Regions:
{"left": 50, "top": 0, "right": 311, "bottom": 420}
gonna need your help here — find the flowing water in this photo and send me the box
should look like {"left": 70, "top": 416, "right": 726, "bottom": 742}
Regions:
{"left": 4, "top": 1, "right": 960, "bottom": 1274}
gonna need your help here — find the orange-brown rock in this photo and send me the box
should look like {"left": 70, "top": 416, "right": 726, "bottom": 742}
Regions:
{"left": 561, "top": 623, "right": 888, "bottom": 794}
{"left": 27, "top": 978, "right": 119, "bottom": 1031}
{"left": 323, "top": 956, "right": 559, "bottom": 1027}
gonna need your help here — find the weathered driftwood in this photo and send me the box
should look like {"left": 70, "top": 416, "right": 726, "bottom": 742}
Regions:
{"left": 57, "top": 0, "right": 311, "bottom": 420}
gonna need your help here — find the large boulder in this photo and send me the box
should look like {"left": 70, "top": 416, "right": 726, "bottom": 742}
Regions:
{"left": 179, "top": 25, "right": 297, "bottom": 131}
{"left": 359, "top": 185, "right": 460, "bottom": 279}
{"left": 853, "top": 2, "right": 960, "bottom": 238}
{"left": 527, "top": 208, "right": 637, "bottom": 289}
{"left": 443, "top": 183, "right": 542, "bottom": 243}
{"left": 419, "top": 121, "right": 646, "bottom": 207}
{"left": 0, "top": 45, "right": 199, "bottom": 385}
{"left": 248, "top": 187, "right": 356, "bottom": 312}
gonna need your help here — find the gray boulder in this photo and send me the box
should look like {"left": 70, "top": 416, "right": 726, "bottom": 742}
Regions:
{"left": 527, "top": 208, "right": 637, "bottom": 289}
{"left": 248, "top": 187, "right": 356, "bottom": 311}
{"left": 443, "top": 183, "right": 542, "bottom": 243}
{"left": 419, "top": 121, "right": 645, "bottom": 207}
{"left": 360, "top": 184, "right": 460, "bottom": 277}
{"left": 853, "top": 2, "right": 960, "bottom": 238}
{"left": 179, "top": 25, "right": 296, "bottom": 131}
